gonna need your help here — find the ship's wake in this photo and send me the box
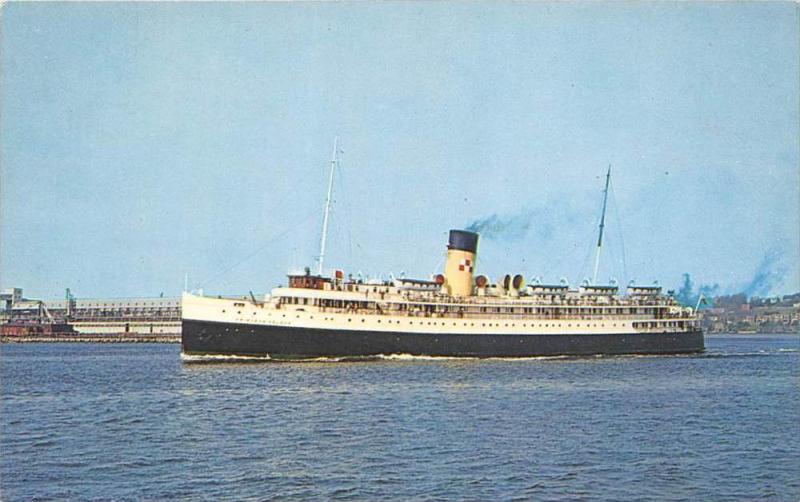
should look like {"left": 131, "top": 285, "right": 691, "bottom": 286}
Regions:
{"left": 180, "top": 347, "right": 798, "bottom": 364}
{"left": 180, "top": 353, "right": 273, "bottom": 363}
{"left": 181, "top": 352, "right": 584, "bottom": 364}
{"left": 694, "top": 348, "right": 799, "bottom": 359}
{"left": 376, "top": 353, "right": 576, "bottom": 362}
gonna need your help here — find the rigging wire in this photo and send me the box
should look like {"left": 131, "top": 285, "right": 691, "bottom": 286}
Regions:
{"left": 609, "top": 178, "right": 628, "bottom": 282}
{"left": 471, "top": 236, "right": 504, "bottom": 281}
{"left": 431, "top": 247, "right": 447, "bottom": 278}
{"left": 575, "top": 227, "right": 597, "bottom": 285}
{"left": 244, "top": 155, "right": 331, "bottom": 242}
{"left": 574, "top": 187, "right": 608, "bottom": 284}
{"left": 334, "top": 148, "right": 355, "bottom": 272}
{"left": 193, "top": 151, "right": 335, "bottom": 290}
{"left": 196, "top": 208, "right": 320, "bottom": 290}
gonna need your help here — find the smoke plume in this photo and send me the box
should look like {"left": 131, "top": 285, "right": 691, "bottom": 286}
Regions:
{"left": 675, "top": 273, "right": 720, "bottom": 307}
{"left": 465, "top": 205, "right": 572, "bottom": 242}
{"left": 466, "top": 213, "right": 533, "bottom": 241}
{"left": 676, "top": 247, "right": 790, "bottom": 306}
{"left": 742, "top": 249, "right": 788, "bottom": 298}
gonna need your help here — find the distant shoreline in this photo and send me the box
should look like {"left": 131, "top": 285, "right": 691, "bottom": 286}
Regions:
{"left": 1, "top": 334, "right": 180, "bottom": 344}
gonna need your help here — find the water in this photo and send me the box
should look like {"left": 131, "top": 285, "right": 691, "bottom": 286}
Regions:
{"left": 2, "top": 334, "right": 798, "bottom": 501}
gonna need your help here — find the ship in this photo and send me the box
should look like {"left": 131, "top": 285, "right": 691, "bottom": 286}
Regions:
{"left": 181, "top": 147, "right": 704, "bottom": 359}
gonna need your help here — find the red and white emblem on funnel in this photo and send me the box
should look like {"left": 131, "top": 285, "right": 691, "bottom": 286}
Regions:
{"left": 458, "top": 259, "right": 473, "bottom": 272}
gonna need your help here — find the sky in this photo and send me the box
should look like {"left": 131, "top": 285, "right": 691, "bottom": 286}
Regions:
{"left": 1, "top": 1, "right": 798, "bottom": 300}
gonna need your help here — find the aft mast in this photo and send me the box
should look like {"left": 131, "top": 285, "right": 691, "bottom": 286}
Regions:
{"left": 592, "top": 165, "right": 611, "bottom": 285}
{"left": 317, "top": 137, "right": 338, "bottom": 276}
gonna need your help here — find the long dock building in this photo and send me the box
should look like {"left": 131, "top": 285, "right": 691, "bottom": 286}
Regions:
{"left": 1, "top": 288, "right": 181, "bottom": 336}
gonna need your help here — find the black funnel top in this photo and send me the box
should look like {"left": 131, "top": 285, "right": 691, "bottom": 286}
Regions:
{"left": 448, "top": 230, "right": 479, "bottom": 253}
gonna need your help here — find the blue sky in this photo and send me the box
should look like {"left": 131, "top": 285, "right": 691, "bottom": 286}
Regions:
{"left": 2, "top": 2, "right": 798, "bottom": 299}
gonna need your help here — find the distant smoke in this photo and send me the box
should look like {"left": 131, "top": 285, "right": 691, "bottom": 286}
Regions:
{"left": 742, "top": 249, "right": 788, "bottom": 298}
{"left": 676, "top": 247, "right": 790, "bottom": 306}
{"left": 675, "top": 273, "right": 720, "bottom": 307}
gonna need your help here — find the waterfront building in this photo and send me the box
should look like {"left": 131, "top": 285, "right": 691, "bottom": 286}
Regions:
{"left": 1, "top": 288, "right": 181, "bottom": 335}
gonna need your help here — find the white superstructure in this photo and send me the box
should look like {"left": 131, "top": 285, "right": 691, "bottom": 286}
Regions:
{"left": 183, "top": 275, "right": 697, "bottom": 337}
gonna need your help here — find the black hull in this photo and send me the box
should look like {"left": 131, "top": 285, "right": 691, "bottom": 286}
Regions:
{"left": 181, "top": 319, "right": 705, "bottom": 359}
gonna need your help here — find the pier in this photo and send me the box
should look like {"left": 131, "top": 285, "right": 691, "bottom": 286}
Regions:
{"left": 1, "top": 287, "right": 181, "bottom": 341}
